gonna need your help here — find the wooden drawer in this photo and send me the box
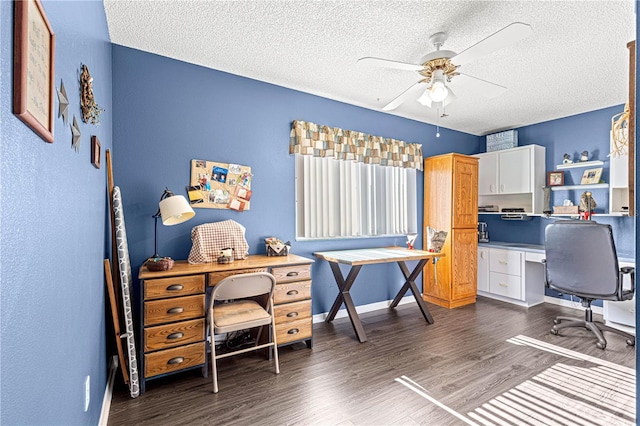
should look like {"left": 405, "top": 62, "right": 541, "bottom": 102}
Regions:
{"left": 144, "top": 318, "right": 205, "bottom": 352}
{"left": 144, "top": 342, "right": 205, "bottom": 378}
{"left": 276, "top": 318, "right": 312, "bottom": 345}
{"left": 274, "top": 300, "right": 311, "bottom": 325}
{"left": 271, "top": 265, "right": 311, "bottom": 283}
{"left": 489, "top": 271, "right": 522, "bottom": 300}
{"left": 274, "top": 280, "right": 311, "bottom": 304}
{"left": 144, "top": 275, "right": 205, "bottom": 300}
{"left": 144, "top": 294, "right": 205, "bottom": 326}
{"left": 489, "top": 249, "right": 522, "bottom": 276}
{"left": 208, "top": 268, "right": 268, "bottom": 286}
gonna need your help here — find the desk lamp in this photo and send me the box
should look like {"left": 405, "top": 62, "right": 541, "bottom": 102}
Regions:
{"left": 149, "top": 188, "right": 195, "bottom": 262}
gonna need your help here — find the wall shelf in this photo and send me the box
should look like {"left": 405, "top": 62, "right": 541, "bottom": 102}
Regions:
{"left": 556, "top": 160, "right": 604, "bottom": 170}
{"left": 550, "top": 183, "right": 608, "bottom": 191}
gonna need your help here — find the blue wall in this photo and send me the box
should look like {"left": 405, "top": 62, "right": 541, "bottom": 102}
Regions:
{"left": 0, "top": 1, "right": 112, "bottom": 424}
{"left": 111, "top": 45, "right": 482, "bottom": 315}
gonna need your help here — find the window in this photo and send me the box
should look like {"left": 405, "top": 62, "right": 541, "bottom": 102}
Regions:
{"left": 295, "top": 155, "right": 417, "bottom": 240}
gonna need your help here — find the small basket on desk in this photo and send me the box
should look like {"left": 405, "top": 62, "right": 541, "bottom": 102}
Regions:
{"left": 265, "top": 237, "right": 290, "bottom": 256}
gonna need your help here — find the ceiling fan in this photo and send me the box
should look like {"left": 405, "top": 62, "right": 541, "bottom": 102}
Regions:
{"left": 359, "top": 22, "right": 533, "bottom": 111}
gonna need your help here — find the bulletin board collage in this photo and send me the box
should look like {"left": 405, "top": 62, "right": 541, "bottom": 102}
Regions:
{"left": 188, "top": 159, "right": 252, "bottom": 211}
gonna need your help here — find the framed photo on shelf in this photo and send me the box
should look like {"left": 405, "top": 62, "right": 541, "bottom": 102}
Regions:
{"left": 547, "top": 171, "right": 564, "bottom": 186}
{"left": 580, "top": 167, "right": 603, "bottom": 185}
{"left": 13, "top": 0, "right": 56, "bottom": 143}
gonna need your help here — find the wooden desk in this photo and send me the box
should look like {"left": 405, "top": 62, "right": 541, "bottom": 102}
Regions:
{"left": 137, "top": 254, "right": 313, "bottom": 393}
{"left": 314, "top": 247, "right": 443, "bottom": 343}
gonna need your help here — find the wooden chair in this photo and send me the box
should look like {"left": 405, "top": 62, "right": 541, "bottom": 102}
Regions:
{"left": 207, "top": 272, "right": 279, "bottom": 393}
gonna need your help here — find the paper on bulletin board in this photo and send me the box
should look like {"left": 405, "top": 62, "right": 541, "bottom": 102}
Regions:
{"left": 188, "top": 159, "right": 252, "bottom": 210}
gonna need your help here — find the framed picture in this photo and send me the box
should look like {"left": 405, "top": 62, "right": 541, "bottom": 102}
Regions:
{"left": 547, "top": 171, "right": 564, "bottom": 186}
{"left": 580, "top": 167, "right": 603, "bottom": 185}
{"left": 91, "top": 136, "right": 101, "bottom": 169}
{"left": 13, "top": 0, "right": 56, "bottom": 143}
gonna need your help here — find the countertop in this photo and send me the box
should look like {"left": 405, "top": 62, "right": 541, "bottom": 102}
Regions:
{"left": 479, "top": 241, "right": 634, "bottom": 264}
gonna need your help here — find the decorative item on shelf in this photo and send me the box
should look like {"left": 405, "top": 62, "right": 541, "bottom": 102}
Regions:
{"left": 80, "top": 63, "right": 104, "bottom": 125}
{"left": 610, "top": 102, "right": 629, "bottom": 158}
{"left": 406, "top": 233, "right": 418, "bottom": 249}
{"left": 145, "top": 257, "right": 175, "bottom": 271}
{"left": 579, "top": 191, "right": 597, "bottom": 220}
{"left": 562, "top": 153, "right": 573, "bottom": 164}
{"left": 547, "top": 171, "right": 564, "bottom": 186}
{"left": 486, "top": 130, "right": 518, "bottom": 152}
{"left": 146, "top": 187, "right": 196, "bottom": 267}
{"left": 580, "top": 167, "right": 603, "bottom": 185}
{"left": 265, "top": 237, "right": 290, "bottom": 256}
{"left": 579, "top": 151, "right": 589, "bottom": 162}
{"left": 542, "top": 187, "right": 551, "bottom": 215}
{"left": 217, "top": 247, "right": 234, "bottom": 264}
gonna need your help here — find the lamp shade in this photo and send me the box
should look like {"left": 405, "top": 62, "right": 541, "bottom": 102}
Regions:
{"left": 159, "top": 195, "right": 195, "bottom": 226}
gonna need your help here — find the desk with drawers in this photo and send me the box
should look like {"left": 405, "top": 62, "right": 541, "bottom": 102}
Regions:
{"left": 138, "top": 254, "right": 314, "bottom": 393}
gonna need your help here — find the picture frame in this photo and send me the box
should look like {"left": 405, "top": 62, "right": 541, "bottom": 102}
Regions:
{"left": 547, "top": 171, "right": 564, "bottom": 186}
{"left": 13, "top": 0, "right": 56, "bottom": 143}
{"left": 91, "top": 136, "right": 101, "bottom": 169}
{"left": 580, "top": 167, "right": 603, "bottom": 185}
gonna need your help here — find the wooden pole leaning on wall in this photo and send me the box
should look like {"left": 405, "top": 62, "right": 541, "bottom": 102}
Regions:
{"left": 104, "top": 258, "right": 129, "bottom": 385}
{"left": 106, "top": 149, "right": 121, "bottom": 306}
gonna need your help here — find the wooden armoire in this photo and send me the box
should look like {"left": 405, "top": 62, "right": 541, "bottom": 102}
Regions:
{"left": 422, "top": 153, "right": 478, "bottom": 308}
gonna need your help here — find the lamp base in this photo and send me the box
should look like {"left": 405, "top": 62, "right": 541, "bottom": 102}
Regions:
{"left": 145, "top": 256, "right": 174, "bottom": 271}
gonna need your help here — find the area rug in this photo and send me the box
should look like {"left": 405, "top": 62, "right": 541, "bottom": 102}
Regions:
{"left": 396, "top": 335, "right": 635, "bottom": 426}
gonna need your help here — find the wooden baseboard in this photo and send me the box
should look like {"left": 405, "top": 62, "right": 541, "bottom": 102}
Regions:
{"left": 422, "top": 294, "right": 476, "bottom": 309}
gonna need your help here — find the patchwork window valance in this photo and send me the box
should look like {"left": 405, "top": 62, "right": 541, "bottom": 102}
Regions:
{"left": 289, "top": 120, "right": 423, "bottom": 170}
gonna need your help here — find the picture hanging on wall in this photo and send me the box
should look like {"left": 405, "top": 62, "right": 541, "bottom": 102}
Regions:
{"left": 189, "top": 159, "right": 252, "bottom": 210}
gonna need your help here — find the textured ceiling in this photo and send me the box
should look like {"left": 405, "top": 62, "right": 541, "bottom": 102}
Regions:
{"left": 104, "top": 1, "right": 635, "bottom": 136}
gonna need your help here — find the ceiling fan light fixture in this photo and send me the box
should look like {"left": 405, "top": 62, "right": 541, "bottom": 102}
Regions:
{"left": 430, "top": 80, "right": 449, "bottom": 102}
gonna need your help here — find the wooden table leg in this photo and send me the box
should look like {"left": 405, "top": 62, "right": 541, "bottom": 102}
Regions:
{"left": 389, "top": 259, "right": 434, "bottom": 324}
{"left": 325, "top": 263, "right": 367, "bottom": 342}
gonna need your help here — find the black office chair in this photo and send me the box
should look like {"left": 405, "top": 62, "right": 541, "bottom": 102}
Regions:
{"left": 543, "top": 220, "right": 635, "bottom": 350}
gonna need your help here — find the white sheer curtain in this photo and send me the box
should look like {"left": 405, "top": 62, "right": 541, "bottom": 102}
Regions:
{"left": 295, "top": 155, "right": 417, "bottom": 240}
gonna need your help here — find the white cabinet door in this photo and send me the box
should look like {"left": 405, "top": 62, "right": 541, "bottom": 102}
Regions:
{"left": 477, "top": 153, "right": 498, "bottom": 195}
{"left": 499, "top": 148, "right": 531, "bottom": 194}
{"left": 478, "top": 247, "right": 490, "bottom": 292}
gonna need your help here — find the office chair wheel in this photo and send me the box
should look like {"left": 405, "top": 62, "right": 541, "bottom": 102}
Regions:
{"left": 626, "top": 338, "right": 635, "bottom": 347}
{"left": 596, "top": 342, "right": 606, "bottom": 350}
{"left": 550, "top": 328, "right": 559, "bottom": 335}
{"left": 553, "top": 319, "right": 561, "bottom": 325}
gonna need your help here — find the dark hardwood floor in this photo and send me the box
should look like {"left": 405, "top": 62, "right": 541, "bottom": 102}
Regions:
{"left": 108, "top": 297, "right": 636, "bottom": 425}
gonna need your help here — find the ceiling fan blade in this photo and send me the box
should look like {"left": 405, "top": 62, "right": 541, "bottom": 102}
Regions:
{"left": 452, "top": 22, "right": 533, "bottom": 66}
{"left": 382, "top": 80, "right": 427, "bottom": 111}
{"left": 358, "top": 57, "right": 424, "bottom": 72}
{"left": 457, "top": 73, "right": 507, "bottom": 98}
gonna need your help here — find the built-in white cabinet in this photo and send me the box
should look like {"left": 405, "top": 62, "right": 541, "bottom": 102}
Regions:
{"left": 477, "top": 246, "right": 545, "bottom": 307}
{"left": 477, "top": 246, "right": 490, "bottom": 292}
{"left": 603, "top": 260, "right": 635, "bottom": 334}
{"left": 474, "top": 144, "right": 546, "bottom": 214}
{"left": 609, "top": 131, "right": 630, "bottom": 214}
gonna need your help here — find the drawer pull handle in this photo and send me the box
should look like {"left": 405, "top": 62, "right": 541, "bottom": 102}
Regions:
{"left": 286, "top": 271, "right": 299, "bottom": 277}
{"left": 166, "top": 284, "right": 184, "bottom": 291}
{"left": 167, "top": 357, "right": 184, "bottom": 365}
{"left": 167, "top": 307, "right": 184, "bottom": 314}
{"left": 286, "top": 290, "right": 299, "bottom": 296}
{"left": 287, "top": 328, "right": 299, "bottom": 335}
{"left": 167, "top": 332, "right": 184, "bottom": 340}
{"left": 286, "top": 312, "right": 299, "bottom": 318}
{"left": 498, "top": 260, "right": 508, "bottom": 265}
{"left": 499, "top": 282, "right": 509, "bottom": 287}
